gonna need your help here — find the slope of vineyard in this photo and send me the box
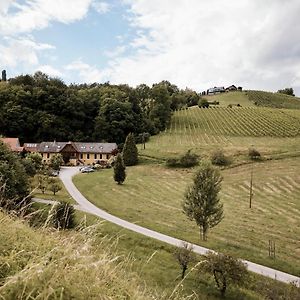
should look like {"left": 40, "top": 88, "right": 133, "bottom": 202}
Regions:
{"left": 246, "top": 90, "right": 300, "bottom": 109}
{"left": 142, "top": 106, "right": 300, "bottom": 159}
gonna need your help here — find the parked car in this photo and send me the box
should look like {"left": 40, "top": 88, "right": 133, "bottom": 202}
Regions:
{"left": 80, "top": 166, "right": 94, "bottom": 173}
{"left": 50, "top": 170, "right": 59, "bottom": 177}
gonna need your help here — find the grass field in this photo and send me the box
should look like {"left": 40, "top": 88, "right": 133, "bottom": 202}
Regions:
{"left": 74, "top": 158, "right": 300, "bottom": 276}
{"left": 141, "top": 106, "right": 300, "bottom": 159}
{"left": 31, "top": 177, "right": 75, "bottom": 204}
{"left": 203, "top": 91, "right": 255, "bottom": 107}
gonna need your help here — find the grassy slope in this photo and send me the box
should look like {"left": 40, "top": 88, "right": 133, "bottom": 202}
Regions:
{"left": 203, "top": 91, "right": 255, "bottom": 107}
{"left": 73, "top": 158, "right": 300, "bottom": 276}
{"left": 246, "top": 90, "right": 300, "bottom": 109}
{"left": 0, "top": 211, "right": 157, "bottom": 300}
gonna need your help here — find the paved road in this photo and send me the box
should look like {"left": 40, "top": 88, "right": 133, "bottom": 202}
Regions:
{"left": 58, "top": 167, "right": 300, "bottom": 286}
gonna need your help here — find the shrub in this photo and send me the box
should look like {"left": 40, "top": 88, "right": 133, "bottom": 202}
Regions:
{"left": 49, "top": 201, "right": 76, "bottom": 229}
{"left": 166, "top": 150, "right": 199, "bottom": 168}
{"left": 198, "top": 99, "right": 209, "bottom": 108}
{"left": 179, "top": 150, "right": 200, "bottom": 167}
{"left": 199, "top": 252, "right": 248, "bottom": 297}
{"left": 113, "top": 154, "right": 126, "bottom": 184}
{"left": 248, "top": 147, "right": 261, "bottom": 160}
{"left": 211, "top": 149, "right": 230, "bottom": 166}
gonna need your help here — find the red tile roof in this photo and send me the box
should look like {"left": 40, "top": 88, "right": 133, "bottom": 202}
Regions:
{"left": 0, "top": 137, "right": 24, "bottom": 152}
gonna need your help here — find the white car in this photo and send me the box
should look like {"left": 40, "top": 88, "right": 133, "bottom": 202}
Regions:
{"left": 80, "top": 166, "right": 94, "bottom": 173}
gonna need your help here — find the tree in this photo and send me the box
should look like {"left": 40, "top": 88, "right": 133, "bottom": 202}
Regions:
{"left": 24, "top": 152, "right": 43, "bottom": 176}
{"left": 122, "top": 133, "right": 138, "bottom": 166}
{"left": 49, "top": 201, "right": 76, "bottom": 229}
{"left": 49, "top": 179, "right": 62, "bottom": 195}
{"left": 199, "top": 252, "right": 248, "bottom": 297}
{"left": 49, "top": 153, "right": 63, "bottom": 171}
{"left": 36, "top": 174, "right": 48, "bottom": 194}
{"left": 182, "top": 161, "right": 224, "bottom": 241}
{"left": 174, "top": 242, "right": 195, "bottom": 279}
{"left": 0, "top": 142, "right": 29, "bottom": 210}
{"left": 277, "top": 87, "right": 295, "bottom": 96}
{"left": 113, "top": 154, "right": 126, "bottom": 184}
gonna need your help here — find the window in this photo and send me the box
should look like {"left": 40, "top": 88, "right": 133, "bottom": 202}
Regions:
{"left": 107, "top": 154, "right": 110, "bottom": 159}
{"left": 47, "top": 153, "right": 50, "bottom": 159}
{"left": 80, "top": 153, "right": 83, "bottom": 159}
{"left": 100, "top": 154, "right": 102, "bottom": 159}
{"left": 87, "top": 153, "right": 90, "bottom": 159}
{"left": 94, "top": 154, "right": 97, "bottom": 159}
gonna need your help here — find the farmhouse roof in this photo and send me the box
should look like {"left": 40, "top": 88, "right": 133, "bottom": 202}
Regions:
{"left": 23, "top": 143, "right": 39, "bottom": 152}
{"left": 38, "top": 141, "right": 117, "bottom": 154}
{"left": 0, "top": 137, "right": 23, "bottom": 152}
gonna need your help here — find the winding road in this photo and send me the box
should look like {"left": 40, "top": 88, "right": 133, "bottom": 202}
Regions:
{"left": 54, "top": 166, "right": 300, "bottom": 286}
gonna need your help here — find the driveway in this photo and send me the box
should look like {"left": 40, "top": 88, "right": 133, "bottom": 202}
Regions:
{"left": 59, "top": 166, "right": 300, "bottom": 286}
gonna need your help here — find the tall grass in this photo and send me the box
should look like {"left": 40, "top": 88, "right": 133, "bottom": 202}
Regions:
{"left": 0, "top": 211, "right": 169, "bottom": 300}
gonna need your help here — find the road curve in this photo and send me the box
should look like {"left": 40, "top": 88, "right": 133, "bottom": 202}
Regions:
{"left": 59, "top": 166, "right": 300, "bottom": 286}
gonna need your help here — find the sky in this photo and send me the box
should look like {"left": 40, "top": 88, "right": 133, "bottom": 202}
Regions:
{"left": 0, "top": 0, "right": 300, "bottom": 95}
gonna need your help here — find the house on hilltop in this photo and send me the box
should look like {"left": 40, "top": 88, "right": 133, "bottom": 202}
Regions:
{"left": 225, "top": 85, "right": 237, "bottom": 91}
{"left": 207, "top": 87, "right": 225, "bottom": 95}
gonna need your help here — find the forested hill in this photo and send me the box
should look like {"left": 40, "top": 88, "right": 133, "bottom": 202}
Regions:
{"left": 0, "top": 72, "right": 200, "bottom": 144}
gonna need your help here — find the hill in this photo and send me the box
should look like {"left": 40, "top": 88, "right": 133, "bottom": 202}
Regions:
{"left": 0, "top": 211, "right": 155, "bottom": 299}
{"left": 246, "top": 90, "right": 300, "bottom": 109}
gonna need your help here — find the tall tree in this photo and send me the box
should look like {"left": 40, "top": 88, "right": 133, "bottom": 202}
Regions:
{"left": 49, "top": 154, "right": 63, "bottom": 171}
{"left": 182, "top": 161, "right": 224, "bottom": 241}
{"left": 113, "top": 153, "right": 126, "bottom": 184}
{"left": 122, "top": 133, "right": 138, "bottom": 166}
{"left": 0, "top": 142, "right": 29, "bottom": 209}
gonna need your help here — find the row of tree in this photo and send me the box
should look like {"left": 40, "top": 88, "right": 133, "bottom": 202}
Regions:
{"left": 0, "top": 72, "right": 202, "bottom": 144}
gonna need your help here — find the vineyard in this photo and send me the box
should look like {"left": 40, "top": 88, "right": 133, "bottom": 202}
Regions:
{"left": 246, "top": 90, "right": 300, "bottom": 109}
{"left": 74, "top": 157, "right": 300, "bottom": 276}
{"left": 143, "top": 107, "right": 300, "bottom": 158}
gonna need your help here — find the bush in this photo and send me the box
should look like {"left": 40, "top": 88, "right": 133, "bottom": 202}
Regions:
{"left": 248, "top": 147, "right": 261, "bottom": 160}
{"left": 198, "top": 99, "right": 209, "bottom": 108}
{"left": 48, "top": 201, "right": 76, "bottom": 229}
{"left": 199, "top": 252, "right": 248, "bottom": 297}
{"left": 211, "top": 149, "right": 230, "bottom": 166}
{"left": 166, "top": 150, "right": 199, "bottom": 168}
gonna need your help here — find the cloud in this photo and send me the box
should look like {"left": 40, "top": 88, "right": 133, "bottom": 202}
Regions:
{"left": 65, "top": 60, "right": 108, "bottom": 83}
{"left": 36, "top": 65, "right": 62, "bottom": 77}
{"left": 0, "top": 36, "right": 55, "bottom": 67}
{"left": 92, "top": 1, "right": 110, "bottom": 14}
{"left": 0, "top": 0, "right": 93, "bottom": 35}
{"left": 101, "top": 0, "right": 300, "bottom": 94}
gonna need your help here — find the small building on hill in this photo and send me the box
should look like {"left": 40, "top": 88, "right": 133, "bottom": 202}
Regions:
{"left": 38, "top": 141, "right": 118, "bottom": 165}
{"left": 207, "top": 87, "right": 225, "bottom": 95}
{"left": 225, "top": 85, "right": 238, "bottom": 92}
{"left": 0, "top": 137, "right": 23, "bottom": 152}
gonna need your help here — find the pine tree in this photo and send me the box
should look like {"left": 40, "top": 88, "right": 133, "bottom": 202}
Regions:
{"left": 113, "top": 154, "right": 126, "bottom": 184}
{"left": 182, "top": 161, "right": 224, "bottom": 241}
{"left": 122, "top": 133, "right": 138, "bottom": 166}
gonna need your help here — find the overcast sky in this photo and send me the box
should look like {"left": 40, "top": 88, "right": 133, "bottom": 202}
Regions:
{"left": 0, "top": 0, "right": 300, "bottom": 95}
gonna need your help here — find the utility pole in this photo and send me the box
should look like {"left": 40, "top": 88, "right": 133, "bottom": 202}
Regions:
{"left": 249, "top": 164, "right": 253, "bottom": 208}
